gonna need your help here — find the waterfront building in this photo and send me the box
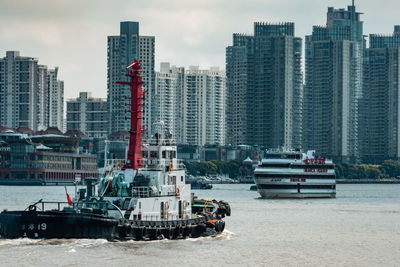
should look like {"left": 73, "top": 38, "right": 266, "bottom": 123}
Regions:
{"left": 303, "top": 4, "right": 363, "bottom": 163}
{"left": 107, "top": 21, "right": 155, "bottom": 135}
{"left": 226, "top": 22, "right": 302, "bottom": 149}
{"left": 66, "top": 92, "right": 108, "bottom": 138}
{"left": 0, "top": 128, "right": 98, "bottom": 185}
{"left": 362, "top": 26, "right": 400, "bottom": 163}
{"left": 154, "top": 63, "right": 185, "bottom": 144}
{"left": 183, "top": 66, "right": 226, "bottom": 146}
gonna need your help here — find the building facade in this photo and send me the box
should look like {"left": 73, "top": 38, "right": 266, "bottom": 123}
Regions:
{"left": 0, "top": 51, "right": 64, "bottom": 132}
{"left": 154, "top": 64, "right": 226, "bottom": 146}
{"left": 37, "top": 65, "right": 48, "bottom": 130}
{"left": 183, "top": 67, "right": 226, "bottom": 146}
{"left": 154, "top": 63, "right": 185, "bottom": 144}
{"left": 303, "top": 4, "right": 363, "bottom": 163}
{"left": 0, "top": 51, "right": 39, "bottom": 131}
{"left": 226, "top": 22, "right": 303, "bottom": 149}
{"left": 47, "top": 67, "right": 64, "bottom": 131}
{"left": 362, "top": 26, "right": 400, "bottom": 163}
{"left": 107, "top": 22, "right": 155, "bottom": 135}
{"left": 0, "top": 130, "right": 98, "bottom": 185}
{"left": 66, "top": 92, "right": 108, "bottom": 138}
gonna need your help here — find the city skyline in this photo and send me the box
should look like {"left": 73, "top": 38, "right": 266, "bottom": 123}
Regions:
{"left": 1, "top": 0, "right": 399, "bottom": 101}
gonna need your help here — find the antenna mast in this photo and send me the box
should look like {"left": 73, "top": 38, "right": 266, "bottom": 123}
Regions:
{"left": 117, "top": 60, "right": 144, "bottom": 170}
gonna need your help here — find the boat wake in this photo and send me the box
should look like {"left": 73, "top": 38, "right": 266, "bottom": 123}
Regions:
{"left": 0, "top": 230, "right": 235, "bottom": 248}
{"left": 0, "top": 238, "right": 108, "bottom": 248}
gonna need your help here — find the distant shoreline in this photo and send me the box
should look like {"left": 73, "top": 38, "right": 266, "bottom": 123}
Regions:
{"left": 336, "top": 179, "right": 400, "bottom": 184}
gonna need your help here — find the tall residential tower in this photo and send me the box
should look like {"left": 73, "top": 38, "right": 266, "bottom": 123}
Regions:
{"left": 303, "top": 4, "right": 363, "bottom": 162}
{"left": 362, "top": 26, "right": 400, "bottom": 163}
{"left": 0, "top": 51, "right": 64, "bottom": 132}
{"left": 107, "top": 22, "right": 155, "bottom": 134}
{"left": 226, "top": 22, "right": 303, "bottom": 149}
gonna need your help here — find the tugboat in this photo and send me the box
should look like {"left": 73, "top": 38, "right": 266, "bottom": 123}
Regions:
{"left": 0, "top": 61, "right": 230, "bottom": 240}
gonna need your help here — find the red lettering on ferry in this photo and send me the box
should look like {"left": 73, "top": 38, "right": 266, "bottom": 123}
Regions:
{"left": 290, "top": 178, "right": 306, "bottom": 182}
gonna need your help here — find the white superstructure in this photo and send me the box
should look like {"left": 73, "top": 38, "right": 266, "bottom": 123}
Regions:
{"left": 254, "top": 149, "right": 336, "bottom": 198}
{"left": 100, "top": 131, "right": 193, "bottom": 221}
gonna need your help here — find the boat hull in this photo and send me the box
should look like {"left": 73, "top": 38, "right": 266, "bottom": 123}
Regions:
{"left": 0, "top": 210, "right": 118, "bottom": 239}
{"left": 0, "top": 210, "right": 224, "bottom": 240}
{"left": 257, "top": 189, "right": 336, "bottom": 198}
{"left": 257, "top": 189, "right": 336, "bottom": 199}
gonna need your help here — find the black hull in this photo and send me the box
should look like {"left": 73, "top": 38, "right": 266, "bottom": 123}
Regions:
{"left": 0, "top": 210, "right": 224, "bottom": 240}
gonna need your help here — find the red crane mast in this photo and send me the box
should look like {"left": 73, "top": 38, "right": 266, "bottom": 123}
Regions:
{"left": 116, "top": 60, "right": 144, "bottom": 170}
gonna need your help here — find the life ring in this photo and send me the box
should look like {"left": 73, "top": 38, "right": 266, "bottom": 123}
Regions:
{"left": 175, "top": 187, "right": 180, "bottom": 196}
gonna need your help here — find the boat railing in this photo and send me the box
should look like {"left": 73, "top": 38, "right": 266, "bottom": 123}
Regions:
{"left": 141, "top": 158, "right": 185, "bottom": 171}
{"left": 27, "top": 201, "right": 70, "bottom": 212}
{"left": 143, "top": 138, "right": 176, "bottom": 146}
{"left": 29, "top": 199, "right": 113, "bottom": 214}
{"left": 104, "top": 159, "right": 126, "bottom": 171}
{"left": 131, "top": 186, "right": 177, "bottom": 198}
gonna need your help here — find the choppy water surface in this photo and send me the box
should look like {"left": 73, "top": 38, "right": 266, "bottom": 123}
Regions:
{"left": 1, "top": 184, "right": 400, "bottom": 266}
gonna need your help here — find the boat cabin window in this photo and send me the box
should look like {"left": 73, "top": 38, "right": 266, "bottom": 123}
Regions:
{"left": 266, "top": 154, "right": 281, "bottom": 159}
{"left": 181, "top": 176, "right": 183, "bottom": 182}
{"left": 162, "top": 151, "right": 166, "bottom": 158}
{"left": 285, "top": 154, "right": 301, "bottom": 159}
{"left": 150, "top": 151, "right": 158, "bottom": 158}
{"left": 142, "top": 151, "right": 148, "bottom": 158}
{"left": 122, "top": 199, "right": 130, "bottom": 210}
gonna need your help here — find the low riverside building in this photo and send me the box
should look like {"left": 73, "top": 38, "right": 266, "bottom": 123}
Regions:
{"left": 0, "top": 127, "right": 98, "bottom": 185}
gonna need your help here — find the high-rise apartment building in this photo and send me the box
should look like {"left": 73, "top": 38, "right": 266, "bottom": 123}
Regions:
{"left": 139, "top": 36, "right": 155, "bottom": 134}
{"left": 47, "top": 67, "right": 64, "bottom": 131}
{"left": 226, "top": 22, "right": 302, "bottom": 149}
{"left": 303, "top": 4, "right": 363, "bottom": 162}
{"left": 183, "top": 66, "right": 226, "bottom": 146}
{"left": 154, "top": 63, "right": 185, "bottom": 143}
{"left": 107, "top": 22, "right": 155, "bottom": 135}
{"left": 0, "top": 52, "right": 40, "bottom": 131}
{"left": 66, "top": 92, "right": 108, "bottom": 138}
{"left": 37, "top": 65, "right": 48, "bottom": 130}
{"left": 362, "top": 26, "right": 400, "bottom": 163}
{"left": 0, "top": 52, "right": 64, "bottom": 132}
{"left": 154, "top": 64, "right": 225, "bottom": 146}
{"left": 205, "top": 67, "right": 226, "bottom": 146}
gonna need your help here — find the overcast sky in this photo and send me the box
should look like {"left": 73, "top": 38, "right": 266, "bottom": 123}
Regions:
{"left": 0, "top": 0, "right": 399, "bottom": 100}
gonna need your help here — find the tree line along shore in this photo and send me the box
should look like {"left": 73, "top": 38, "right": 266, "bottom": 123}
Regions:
{"left": 184, "top": 160, "right": 400, "bottom": 181}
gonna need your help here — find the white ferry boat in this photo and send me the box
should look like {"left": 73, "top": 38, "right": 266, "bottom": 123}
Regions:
{"left": 254, "top": 149, "right": 336, "bottom": 198}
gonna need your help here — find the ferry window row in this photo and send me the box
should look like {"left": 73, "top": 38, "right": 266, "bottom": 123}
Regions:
{"left": 258, "top": 184, "right": 336, "bottom": 189}
{"left": 255, "top": 174, "right": 336, "bottom": 179}
{"left": 261, "top": 163, "right": 334, "bottom": 169}
{"left": 263, "top": 154, "right": 301, "bottom": 159}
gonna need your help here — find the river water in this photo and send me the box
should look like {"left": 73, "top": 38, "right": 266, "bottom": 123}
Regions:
{"left": 0, "top": 184, "right": 400, "bottom": 266}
